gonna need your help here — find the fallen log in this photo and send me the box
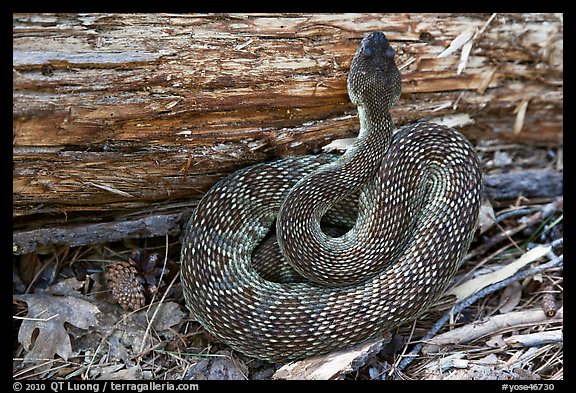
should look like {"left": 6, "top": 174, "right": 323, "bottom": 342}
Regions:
{"left": 13, "top": 13, "right": 563, "bottom": 233}
{"left": 12, "top": 169, "right": 563, "bottom": 255}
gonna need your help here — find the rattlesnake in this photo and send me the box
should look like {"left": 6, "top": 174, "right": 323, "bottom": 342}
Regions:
{"left": 181, "top": 32, "right": 482, "bottom": 362}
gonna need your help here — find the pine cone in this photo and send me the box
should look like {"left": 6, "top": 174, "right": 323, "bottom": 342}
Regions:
{"left": 104, "top": 261, "right": 146, "bottom": 311}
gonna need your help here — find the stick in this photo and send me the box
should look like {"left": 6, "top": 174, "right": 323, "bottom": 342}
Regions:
{"left": 391, "top": 243, "right": 563, "bottom": 378}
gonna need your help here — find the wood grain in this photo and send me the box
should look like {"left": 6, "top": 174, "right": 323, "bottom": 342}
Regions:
{"left": 13, "top": 13, "right": 563, "bottom": 232}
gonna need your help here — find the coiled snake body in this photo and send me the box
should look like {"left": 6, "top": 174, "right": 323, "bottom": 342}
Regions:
{"left": 181, "top": 32, "right": 482, "bottom": 362}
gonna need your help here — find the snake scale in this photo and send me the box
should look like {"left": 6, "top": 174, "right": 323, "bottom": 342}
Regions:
{"left": 181, "top": 32, "right": 482, "bottom": 362}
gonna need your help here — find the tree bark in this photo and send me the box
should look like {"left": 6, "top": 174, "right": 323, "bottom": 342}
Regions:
{"left": 13, "top": 13, "right": 563, "bottom": 233}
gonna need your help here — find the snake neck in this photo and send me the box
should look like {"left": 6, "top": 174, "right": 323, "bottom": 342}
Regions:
{"left": 342, "top": 103, "right": 394, "bottom": 172}
{"left": 277, "top": 100, "right": 395, "bottom": 219}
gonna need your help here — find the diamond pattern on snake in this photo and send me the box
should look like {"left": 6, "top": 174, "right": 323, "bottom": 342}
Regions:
{"left": 181, "top": 32, "right": 482, "bottom": 362}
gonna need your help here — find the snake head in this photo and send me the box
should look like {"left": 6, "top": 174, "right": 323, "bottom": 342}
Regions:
{"left": 347, "top": 32, "right": 402, "bottom": 110}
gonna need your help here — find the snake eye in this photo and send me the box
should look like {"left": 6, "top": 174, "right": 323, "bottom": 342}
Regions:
{"left": 385, "top": 47, "right": 396, "bottom": 58}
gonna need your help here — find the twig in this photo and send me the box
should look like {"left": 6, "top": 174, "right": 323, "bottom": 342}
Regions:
{"left": 548, "top": 237, "right": 563, "bottom": 250}
{"left": 83, "top": 236, "right": 178, "bottom": 378}
{"left": 12, "top": 359, "right": 73, "bottom": 380}
{"left": 466, "top": 198, "right": 562, "bottom": 261}
{"left": 420, "top": 307, "right": 563, "bottom": 353}
{"left": 13, "top": 314, "right": 59, "bottom": 322}
{"left": 391, "top": 243, "right": 563, "bottom": 378}
{"left": 477, "top": 13, "right": 498, "bottom": 37}
{"left": 496, "top": 207, "right": 540, "bottom": 223}
{"left": 138, "top": 235, "right": 172, "bottom": 355}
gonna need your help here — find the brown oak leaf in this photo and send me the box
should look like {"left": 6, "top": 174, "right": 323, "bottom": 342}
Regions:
{"left": 15, "top": 294, "right": 99, "bottom": 363}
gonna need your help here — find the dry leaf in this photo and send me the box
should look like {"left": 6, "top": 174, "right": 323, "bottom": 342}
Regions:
{"left": 430, "top": 113, "right": 475, "bottom": 129}
{"left": 145, "top": 302, "right": 185, "bottom": 331}
{"left": 486, "top": 334, "right": 507, "bottom": 348}
{"left": 513, "top": 98, "right": 530, "bottom": 135}
{"left": 185, "top": 351, "right": 248, "bottom": 380}
{"left": 457, "top": 37, "right": 474, "bottom": 75}
{"left": 492, "top": 151, "right": 513, "bottom": 167}
{"left": 322, "top": 137, "right": 356, "bottom": 153}
{"left": 15, "top": 294, "right": 100, "bottom": 363}
{"left": 497, "top": 281, "right": 523, "bottom": 314}
{"left": 422, "top": 352, "right": 468, "bottom": 377}
{"left": 47, "top": 277, "right": 85, "bottom": 296}
{"left": 97, "top": 365, "right": 143, "bottom": 380}
{"left": 478, "top": 199, "right": 496, "bottom": 234}
{"left": 108, "top": 302, "right": 185, "bottom": 354}
{"left": 206, "top": 351, "right": 248, "bottom": 380}
{"left": 443, "top": 354, "right": 507, "bottom": 380}
{"left": 438, "top": 27, "right": 476, "bottom": 58}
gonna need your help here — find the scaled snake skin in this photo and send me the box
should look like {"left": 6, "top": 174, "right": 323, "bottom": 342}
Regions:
{"left": 181, "top": 32, "right": 482, "bottom": 362}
